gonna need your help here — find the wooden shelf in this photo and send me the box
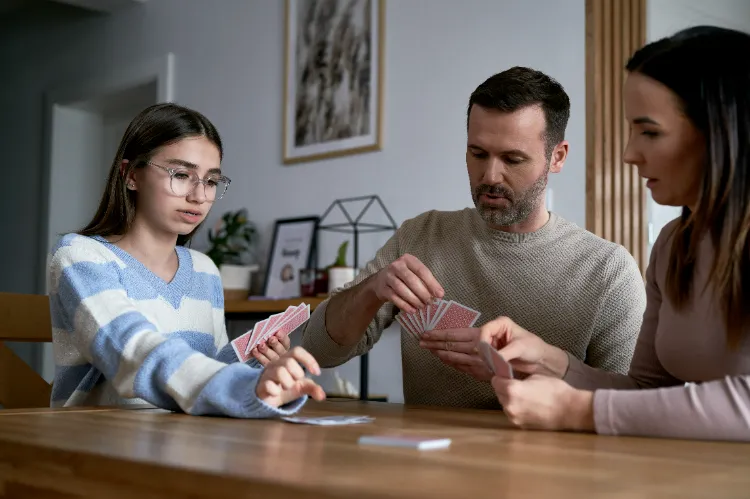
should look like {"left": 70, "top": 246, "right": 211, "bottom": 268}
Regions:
{"left": 224, "top": 296, "right": 327, "bottom": 314}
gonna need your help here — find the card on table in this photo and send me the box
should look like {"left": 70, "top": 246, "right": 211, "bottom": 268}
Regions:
{"left": 477, "top": 340, "right": 514, "bottom": 379}
{"left": 395, "top": 298, "right": 480, "bottom": 339}
{"left": 281, "top": 415, "right": 375, "bottom": 426}
{"left": 358, "top": 435, "right": 452, "bottom": 450}
{"left": 229, "top": 302, "right": 311, "bottom": 362}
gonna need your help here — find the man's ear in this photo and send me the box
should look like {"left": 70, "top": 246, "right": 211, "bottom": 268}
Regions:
{"left": 549, "top": 141, "right": 568, "bottom": 174}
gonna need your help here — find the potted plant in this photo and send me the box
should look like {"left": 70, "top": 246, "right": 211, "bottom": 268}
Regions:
{"left": 326, "top": 240, "right": 357, "bottom": 293}
{"left": 206, "top": 208, "right": 259, "bottom": 300}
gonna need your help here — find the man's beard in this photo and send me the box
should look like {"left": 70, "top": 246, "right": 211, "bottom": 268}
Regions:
{"left": 472, "top": 169, "right": 549, "bottom": 227}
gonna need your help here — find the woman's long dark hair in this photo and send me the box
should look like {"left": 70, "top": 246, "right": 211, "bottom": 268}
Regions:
{"left": 79, "top": 103, "right": 223, "bottom": 246}
{"left": 626, "top": 26, "right": 750, "bottom": 348}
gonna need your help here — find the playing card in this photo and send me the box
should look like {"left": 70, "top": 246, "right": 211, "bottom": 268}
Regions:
{"left": 281, "top": 415, "right": 375, "bottom": 425}
{"left": 430, "top": 301, "right": 481, "bottom": 330}
{"left": 261, "top": 306, "right": 296, "bottom": 338}
{"left": 477, "top": 340, "right": 514, "bottom": 379}
{"left": 233, "top": 302, "right": 312, "bottom": 360}
{"left": 243, "top": 319, "right": 269, "bottom": 354}
{"left": 395, "top": 314, "right": 419, "bottom": 339}
{"left": 230, "top": 331, "right": 254, "bottom": 363}
{"left": 265, "top": 304, "right": 310, "bottom": 342}
{"left": 396, "top": 298, "right": 481, "bottom": 341}
{"left": 245, "top": 306, "right": 297, "bottom": 355}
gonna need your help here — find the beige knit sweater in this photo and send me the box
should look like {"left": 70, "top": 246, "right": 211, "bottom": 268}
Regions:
{"left": 301, "top": 208, "right": 646, "bottom": 408}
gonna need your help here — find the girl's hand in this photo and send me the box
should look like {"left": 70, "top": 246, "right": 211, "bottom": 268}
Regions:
{"left": 256, "top": 347, "right": 326, "bottom": 407}
{"left": 251, "top": 334, "right": 291, "bottom": 366}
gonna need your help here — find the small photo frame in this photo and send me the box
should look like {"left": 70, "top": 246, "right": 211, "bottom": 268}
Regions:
{"left": 263, "top": 216, "right": 319, "bottom": 298}
{"left": 283, "top": 0, "right": 385, "bottom": 164}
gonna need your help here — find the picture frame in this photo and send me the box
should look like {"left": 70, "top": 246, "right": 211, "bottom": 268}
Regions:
{"left": 283, "top": 0, "right": 385, "bottom": 164}
{"left": 263, "top": 216, "right": 319, "bottom": 298}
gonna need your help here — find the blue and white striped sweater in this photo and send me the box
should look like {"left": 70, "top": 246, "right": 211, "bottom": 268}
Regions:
{"left": 48, "top": 233, "right": 306, "bottom": 418}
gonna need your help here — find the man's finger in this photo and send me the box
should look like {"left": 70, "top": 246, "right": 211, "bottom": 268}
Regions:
{"left": 387, "top": 275, "right": 426, "bottom": 310}
{"left": 421, "top": 328, "right": 478, "bottom": 342}
{"left": 433, "top": 350, "right": 483, "bottom": 367}
{"left": 420, "top": 340, "right": 476, "bottom": 355}
{"left": 403, "top": 254, "right": 444, "bottom": 298}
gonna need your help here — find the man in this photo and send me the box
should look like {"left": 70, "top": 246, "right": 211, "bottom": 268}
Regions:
{"left": 301, "top": 67, "right": 646, "bottom": 409}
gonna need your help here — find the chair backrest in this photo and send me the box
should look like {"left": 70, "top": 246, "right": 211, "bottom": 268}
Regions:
{"left": 0, "top": 293, "right": 53, "bottom": 408}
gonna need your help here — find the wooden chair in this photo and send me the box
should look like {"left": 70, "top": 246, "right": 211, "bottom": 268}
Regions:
{"left": 0, "top": 292, "right": 53, "bottom": 408}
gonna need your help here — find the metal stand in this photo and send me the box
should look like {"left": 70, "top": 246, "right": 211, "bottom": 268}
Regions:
{"left": 316, "top": 195, "right": 397, "bottom": 401}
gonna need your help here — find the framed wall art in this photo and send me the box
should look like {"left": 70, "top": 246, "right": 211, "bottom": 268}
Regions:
{"left": 283, "top": 0, "right": 385, "bottom": 164}
{"left": 263, "top": 216, "right": 319, "bottom": 298}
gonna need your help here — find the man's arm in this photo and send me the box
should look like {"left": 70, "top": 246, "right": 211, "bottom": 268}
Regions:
{"left": 301, "top": 231, "right": 402, "bottom": 367}
{"left": 324, "top": 274, "right": 386, "bottom": 347}
{"left": 302, "top": 229, "right": 443, "bottom": 368}
{"left": 582, "top": 246, "right": 646, "bottom": 374}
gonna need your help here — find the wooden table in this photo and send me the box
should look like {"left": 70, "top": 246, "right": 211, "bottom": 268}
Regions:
{"left": 0, "top": 401, "right": 748, "bottom": 499}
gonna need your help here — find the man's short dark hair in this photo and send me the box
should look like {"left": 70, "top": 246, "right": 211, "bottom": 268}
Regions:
{"left": 467, "top": 66, "right": 570, "bottom": 157}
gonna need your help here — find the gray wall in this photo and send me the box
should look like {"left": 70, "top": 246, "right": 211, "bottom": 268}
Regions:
{"left": 0, "top": 0, "right": 587, "bottom": 401}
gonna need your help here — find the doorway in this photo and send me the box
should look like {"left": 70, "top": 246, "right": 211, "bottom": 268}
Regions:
{"left": 37, "top": 53, "right": 175, "bottom": 381}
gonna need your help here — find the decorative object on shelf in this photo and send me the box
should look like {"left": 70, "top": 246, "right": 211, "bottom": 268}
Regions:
{"left": 263, "top": 216, "right": 319, "bottom": 299}
{"left": 299, "top": 268, "right": 318, "bottom": 297}
{"left": 316, "top": 194, "right": 397, "bottom": 400}
{"left": 206, "top": 208, "right": 259, "bottom": 300}
{"left": 326, "top": 241, "right": 357, "bottom": 292}
{"left": 283, "top": 0, "right": 385, "bottom": 164}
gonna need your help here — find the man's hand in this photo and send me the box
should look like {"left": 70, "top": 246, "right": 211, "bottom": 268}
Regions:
{"left": 419, "top": 328, "right": 494, "bottom": 381}
{"left": 367, "top": 254, "right": 444, "bottom": 314}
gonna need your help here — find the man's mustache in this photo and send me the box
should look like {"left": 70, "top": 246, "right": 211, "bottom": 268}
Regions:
{"left": 474, "top": 184, "right": 514, "bottom": 201}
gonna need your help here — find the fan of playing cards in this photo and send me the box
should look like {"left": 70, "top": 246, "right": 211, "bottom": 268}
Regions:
{"left": 231, "top": 303, "right": 311, "bottom": 363}
{"left": 395, "top": 298, "right": 481, "bottom": 338}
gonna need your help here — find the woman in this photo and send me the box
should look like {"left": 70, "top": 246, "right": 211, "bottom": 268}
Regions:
{"left": 477, "top": 26, "right": 750, "bottom": 441}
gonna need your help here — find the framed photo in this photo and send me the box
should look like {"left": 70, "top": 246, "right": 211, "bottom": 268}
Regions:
{"left": 263, "top": 216, "right": 319, "bottom": 298}
{"left": 283, "top": 0, "right": 385, "bottom": 164}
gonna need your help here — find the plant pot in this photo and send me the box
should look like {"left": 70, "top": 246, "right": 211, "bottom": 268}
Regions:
{"left": 220, "top": 263, "right": 259, "bottom": 300}
{"left": 328, "top": 267, "right": 357, "bottom": 293}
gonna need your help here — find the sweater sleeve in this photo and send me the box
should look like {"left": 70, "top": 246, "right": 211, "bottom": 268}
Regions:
{"left": 564, "top": 229, "right": 684, "bottom": 391}
{"left": 577, "top": 246, "right": 646, "bottom": 376}
{"left": 50, "top": 240, "right": 304, "bottom": 418}
{"left": 301, "top": 227, "right": 402, "bottom": 368}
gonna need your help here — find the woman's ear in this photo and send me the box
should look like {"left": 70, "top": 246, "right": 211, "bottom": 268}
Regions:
{"left": 122, "top": 160, "right": 137, "bottom": 191}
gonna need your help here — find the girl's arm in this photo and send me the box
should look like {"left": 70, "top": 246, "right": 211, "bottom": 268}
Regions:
{"left": 50, "top": 237, "right": 303, "bottom": 418}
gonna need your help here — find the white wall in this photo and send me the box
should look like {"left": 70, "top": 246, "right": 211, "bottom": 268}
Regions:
{"left": 48, "top": 106, "right": 104, "bottom": 251}
{"left": 645, "top": 0, "right": 750, "bottom": 246}
{"left": 0, "top": 0, "right": 586, "bottom": 400}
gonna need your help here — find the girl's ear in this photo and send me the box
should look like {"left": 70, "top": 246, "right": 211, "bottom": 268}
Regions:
{"left": 122, "top": 160, "right": 137, "bottom": 191}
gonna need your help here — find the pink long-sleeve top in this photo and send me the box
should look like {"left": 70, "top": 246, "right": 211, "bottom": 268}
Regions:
{"left": 564, "top": 219, "right": 750, "bottom": 441}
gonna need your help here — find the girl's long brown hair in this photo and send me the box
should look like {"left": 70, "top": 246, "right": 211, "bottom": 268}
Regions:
{"left": 79, "top": 103, "right": 223, "bottom": 246}
{"left": 627, "top": 26, "right": 750, "bottom": 349}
